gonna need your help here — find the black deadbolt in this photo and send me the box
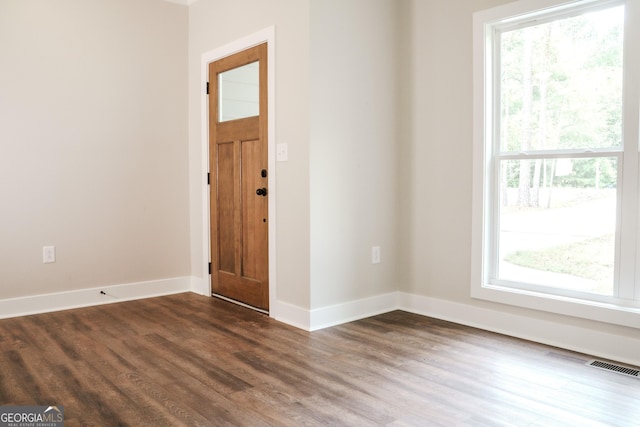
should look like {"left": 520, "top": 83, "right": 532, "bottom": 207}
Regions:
{"left": 261, "top": 169, "right": 268, "bottom": 178}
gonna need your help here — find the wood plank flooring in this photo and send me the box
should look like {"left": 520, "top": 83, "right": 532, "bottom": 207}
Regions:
{"left": 0, "top": 293, "right": 638, "bottom": 426}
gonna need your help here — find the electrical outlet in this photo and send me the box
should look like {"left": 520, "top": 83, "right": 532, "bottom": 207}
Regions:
{"left": 43, "top": 246, "right": 56, "bottom": 263}
{"left": 372, "top": 246, "right": 381, "bottom": 264}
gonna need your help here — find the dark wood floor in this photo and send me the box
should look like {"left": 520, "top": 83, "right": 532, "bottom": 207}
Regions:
{"left": 0, "top": 293, "right": 638, "bottom": 426}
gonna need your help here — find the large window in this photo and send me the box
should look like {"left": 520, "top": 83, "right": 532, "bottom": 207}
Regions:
{"left": 472, "top": 0, "right": 640, "bottom": 327}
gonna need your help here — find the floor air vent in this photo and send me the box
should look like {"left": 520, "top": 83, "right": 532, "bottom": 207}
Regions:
{"left": 587, "top": 360, "right": 640, "bottom": 378}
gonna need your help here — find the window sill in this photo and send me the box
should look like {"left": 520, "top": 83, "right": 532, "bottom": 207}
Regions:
{"left": 471, "top": 282, "right": 640, "bottom": 329}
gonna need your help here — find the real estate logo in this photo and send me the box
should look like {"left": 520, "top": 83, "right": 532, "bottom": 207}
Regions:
{"left": 0, "top": 406, "right": 64, "bottom": 427}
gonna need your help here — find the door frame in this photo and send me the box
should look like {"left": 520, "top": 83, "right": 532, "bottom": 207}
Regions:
{"left": 200, "top": 27, "right": 276, "bottom": 314}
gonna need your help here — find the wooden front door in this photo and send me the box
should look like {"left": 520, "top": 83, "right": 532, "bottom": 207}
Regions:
{"left": 209, "top": 43, "right": 268, "bottom": 311}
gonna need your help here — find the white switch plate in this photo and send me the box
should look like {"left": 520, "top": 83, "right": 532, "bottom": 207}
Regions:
{"left": 276, "top": 143, "right": 288, "bottom": 162}
{"left": 43, "top": 246, "right": 56, "bottom": 263}
{"left": 372, "top": 246, "right": 381, "bottom": 264}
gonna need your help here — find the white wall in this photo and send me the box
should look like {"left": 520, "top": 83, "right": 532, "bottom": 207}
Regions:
{"left": 309, "top": 0, "right": 401, "bottom": 309}
{"left": 187, "top": 0, "right": 311, "bottom": 310}
{"left": 0, "top": 0, "right": 189, "bottom": 300}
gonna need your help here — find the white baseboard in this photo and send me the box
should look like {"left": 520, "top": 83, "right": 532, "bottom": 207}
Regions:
{"left": 0, "top": 277, "right": 191, "bottom": 320}
{"left": 270, "top": 293, "right": 398, "bottom": 332}
{"left": 271, "top": 299, "right": 311, "bottom": 331}
{"left": 309, "top": 292, "right": 398, "bottom": 331}
{"left": 189, "top": 276, "right": 210, "bottom": 296}
{"left": 3, "top": 281, "right": 636, "bottom": 366}
{"left": 273, "top": 291, "right": 639, "bottom": 366}
{"left": 397, "top": 292, "right": 640, "bottom": 367}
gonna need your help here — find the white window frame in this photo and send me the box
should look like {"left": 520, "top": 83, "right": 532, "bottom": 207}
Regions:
{"left": 471, "top": 0, "right": 640, "bottom": 328}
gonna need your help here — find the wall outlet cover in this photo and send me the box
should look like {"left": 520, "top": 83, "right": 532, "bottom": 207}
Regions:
{"left": 43, "top": 246, "right": 56, "bottom": 263}
{"left": 372, "top": 246, "right": 381, "bottom": 264}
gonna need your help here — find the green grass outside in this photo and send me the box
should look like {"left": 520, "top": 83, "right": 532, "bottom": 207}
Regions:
{"left": 504, "top": 234, "right": 614, "bottom": 293}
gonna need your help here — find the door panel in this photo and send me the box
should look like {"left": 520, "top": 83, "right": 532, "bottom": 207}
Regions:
{"left": 241, "top": 138, "right": 267, "bottom": 280}
{"left": 216, "top": 141, "right": 238, "bottom": 275}
{"left": 209, "top": 43, "right": 268, "bottom": 310}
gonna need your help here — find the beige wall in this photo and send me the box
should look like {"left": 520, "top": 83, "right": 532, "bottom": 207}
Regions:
{"left": 0, "top": 0, "right": 190, "bottom": 298}
{"left": 309, "top": 0, "right": 401, "bottom": 308}
{"left": 189, "top": 0, "right": 399, "bottom": 309}
{"left": 187, "top": 0, "right": 402, "bottom": 311}
{"left": 188, "top": 0, "right": 311, "bottom": 308}
{"left": 402, "top": 0, "right": 639, "bottom": 343}
{"left": 401, "top": 0, "right": 504, "bottom": 300}
{"left": 2, "top": 0, "right": 637, "bottom": 355}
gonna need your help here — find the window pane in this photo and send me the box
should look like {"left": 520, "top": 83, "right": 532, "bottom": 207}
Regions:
{"left": 218, "top": 61, "right": 259, "bottom": 122}
{"left": 497, "top": 158, "right": 617, "bottom": 295}
{"left": 499, "top": 6, "right": 624, "bottom": 152}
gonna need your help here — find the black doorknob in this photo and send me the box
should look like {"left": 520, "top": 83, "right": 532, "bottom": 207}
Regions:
{"left": 256, "top": 187, "right": 268, "bottom": 196}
